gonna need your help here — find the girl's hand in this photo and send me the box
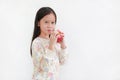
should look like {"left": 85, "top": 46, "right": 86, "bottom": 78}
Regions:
{"left": 56, "top": 29, "right": 67, "bottom": 49}
{"left": 48, "top": 32, "right": 57, "bottom": 51}
{"left": 56, "top": 30, "right": 64, "bottom": 43}
{"left": 58, "top": 38, "right": 67, "bottom": 49}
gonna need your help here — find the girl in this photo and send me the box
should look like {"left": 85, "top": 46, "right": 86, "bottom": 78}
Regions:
{"left": 30, "top": 7, "right": 68, "bottom": 80}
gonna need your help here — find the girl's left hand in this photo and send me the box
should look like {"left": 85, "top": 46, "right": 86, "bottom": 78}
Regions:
{"left": 58, "top": 38, "right": 67, "bottom": 49}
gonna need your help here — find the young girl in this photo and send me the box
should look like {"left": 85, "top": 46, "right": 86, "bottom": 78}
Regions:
{"left": 30, "top": 7, "right": 68, "bottom": 80}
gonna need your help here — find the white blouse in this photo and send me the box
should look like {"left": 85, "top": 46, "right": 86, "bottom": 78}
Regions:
{"left": 32, "top": 37, "right": 68, "bottom": 80}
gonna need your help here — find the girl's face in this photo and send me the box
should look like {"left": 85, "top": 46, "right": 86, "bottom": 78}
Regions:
{"left": 38, "top": 13, "right": 56, "bottom": 36}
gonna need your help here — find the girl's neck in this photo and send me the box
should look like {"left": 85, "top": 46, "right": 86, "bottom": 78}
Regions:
{"left": 39, "top": 33, "right": 49, "bottom": 40}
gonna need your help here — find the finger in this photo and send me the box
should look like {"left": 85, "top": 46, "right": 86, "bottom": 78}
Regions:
{"left": 52, "top": 32, "right": 57, "bottom": 38}
{"left": 50, "top": 33, "right": 56, "bottom": 39}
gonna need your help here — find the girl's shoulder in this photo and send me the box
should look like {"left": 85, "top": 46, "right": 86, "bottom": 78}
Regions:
{"left": 32, "top": 37, "right": 41, "bottom": 45}
{"left": 32, "top": 37, "right": 49, "bottom": 44}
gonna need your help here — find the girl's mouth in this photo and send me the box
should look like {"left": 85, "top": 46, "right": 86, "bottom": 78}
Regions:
{"left": 48, "top": 29, "right": 54, "bottom": 32}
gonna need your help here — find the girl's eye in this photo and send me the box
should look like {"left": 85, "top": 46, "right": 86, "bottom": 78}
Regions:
{"left": 51, "top": 22, "right": 55, "bottom": 24}
{"left": 45, "top": 21, "right": 48, "bottom": 23}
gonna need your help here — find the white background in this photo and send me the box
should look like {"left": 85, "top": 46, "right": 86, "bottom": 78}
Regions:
{"left": 0, "top": 0, "right": 120, "bottom": 80}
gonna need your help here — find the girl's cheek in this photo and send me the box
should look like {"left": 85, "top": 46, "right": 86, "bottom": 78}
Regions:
{"left": 53, "top": 25, "right": 56, "bottom": 28}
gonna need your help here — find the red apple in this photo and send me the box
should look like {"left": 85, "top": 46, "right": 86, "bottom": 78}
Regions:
{"left": 56, "top": 30, "right": 64, "bottom": 42}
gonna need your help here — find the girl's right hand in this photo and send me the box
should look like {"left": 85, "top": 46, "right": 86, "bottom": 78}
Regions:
{"left": 48, "top": 32, "right": 57, "bottom": 51}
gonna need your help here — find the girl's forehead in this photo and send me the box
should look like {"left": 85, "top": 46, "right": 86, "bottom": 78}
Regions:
{"left": 42, "top": 13, "right": 55, "bottom": 20}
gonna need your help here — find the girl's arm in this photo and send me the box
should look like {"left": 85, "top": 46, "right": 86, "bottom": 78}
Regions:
{"left": 32, "top": 39, "right": 43, "bottom": 71}
{"left": 32, "top": 39, "right": 56, "bottom": 72}
{"left": 58, "top": 40, "right": 68, "bottom": 65}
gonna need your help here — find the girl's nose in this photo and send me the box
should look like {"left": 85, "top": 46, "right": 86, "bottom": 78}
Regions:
{"left": 48, "top": 23, "right": 53, "bottom": 28}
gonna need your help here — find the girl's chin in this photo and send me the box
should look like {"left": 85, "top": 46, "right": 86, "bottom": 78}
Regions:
{"left": 47, "top": 32, "right": 51, "bottom": 34}
{"left": 48, "top": 31, "right": 53, "bottom": 34}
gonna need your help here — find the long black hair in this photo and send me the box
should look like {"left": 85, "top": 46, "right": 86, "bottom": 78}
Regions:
{"left": 30, "top": 7, "right": 57, "bottom": 56}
